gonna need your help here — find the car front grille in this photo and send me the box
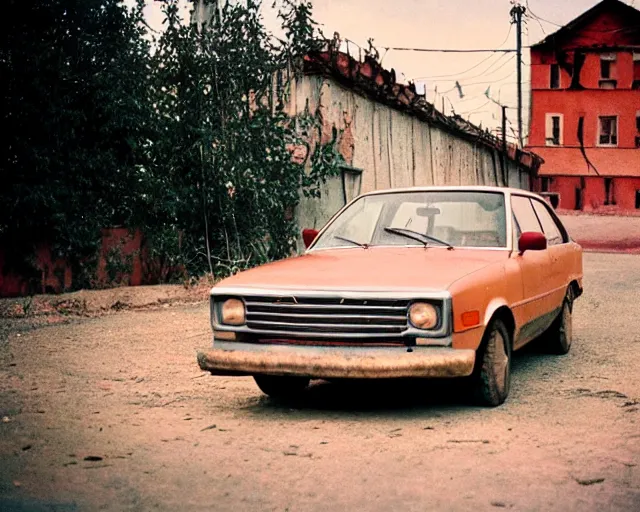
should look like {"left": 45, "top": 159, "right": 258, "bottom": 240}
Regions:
{"left": 243, "top": 295, "right": 410, "bottom": 339}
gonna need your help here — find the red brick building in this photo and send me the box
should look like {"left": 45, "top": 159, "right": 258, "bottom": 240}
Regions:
{"left": 527, "top": 0, "right": 640, "bottom": 212}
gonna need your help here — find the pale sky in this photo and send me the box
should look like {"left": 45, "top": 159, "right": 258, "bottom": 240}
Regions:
{"left": 138, "top": 0, "right": 637, "bottom": 143}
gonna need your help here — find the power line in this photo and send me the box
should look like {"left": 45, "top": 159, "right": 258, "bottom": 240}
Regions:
{"left": 526, "top": 145, "right": 640, "bottom": 150}
{"left": 411, "top": 25, "right": 514, "bottom": 80}
{"left": 476, "top": 52, "right": 514, "bottom": 77}
{"left": 525, "top": 1, "right": 548, "bottom": 35}
{"left": 384, "top": 47, "right": 516, "bottom": 53}
{"left": 459, "top": 100, "right": 492, "bottom": 116}
{"left": 413, "top": 53, "right": 499, "bottom": 81}
{"left": 462, "top": 55, "right": 516, "bottom": 84}
{"left": 525, "top": 1, "right": 640, "bottom": 33}
{"left": 424, "top": 52, "right": 512, "bottom": 83}
{"left": 439, "top": 69, "right": 518, "bottom": 95}
{"left": 445, "top": 78, "right": 531, "bottom": 105}
{"left": 525, "top": 1, "right": 562, "bottom": 28}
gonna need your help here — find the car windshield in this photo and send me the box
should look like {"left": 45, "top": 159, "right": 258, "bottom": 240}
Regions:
{"left": 312, "top": 190, "right": 507, "bottom": 249}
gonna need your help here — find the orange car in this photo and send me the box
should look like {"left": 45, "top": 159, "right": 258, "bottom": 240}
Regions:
{"left": 197, "top": 186, "right": 583, "bottom": 406}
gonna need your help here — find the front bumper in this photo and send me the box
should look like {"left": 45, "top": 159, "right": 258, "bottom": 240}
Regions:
{"left": 197, "top": 341, "right": 476, "bottom": 379}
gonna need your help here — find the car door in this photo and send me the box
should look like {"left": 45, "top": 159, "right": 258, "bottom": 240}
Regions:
{"left": 531, "top": 198, "right": 571, "bottom": 310}
{"left": 510, "top": 195, "right": 555, "bottom": 346}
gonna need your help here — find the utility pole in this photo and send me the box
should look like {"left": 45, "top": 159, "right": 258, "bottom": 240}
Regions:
{"left": 510, "top": 2, "right": 525, "bottom": 148}
{"left": 501, "top": 105, "right": 507, "bottom": 154}
{"left": 192, "top": 0, "right": 221, "bottom": 29}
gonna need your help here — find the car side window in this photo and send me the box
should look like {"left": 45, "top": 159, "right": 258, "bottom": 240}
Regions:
{"left": 531, "top": 200, "right": 564, "bottom": 245}
{"left": 511, "top": 196, "right": 543, "bottom": 234}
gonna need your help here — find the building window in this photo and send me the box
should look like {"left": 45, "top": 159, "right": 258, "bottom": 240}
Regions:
{"left": 636, "top": 111, "right": 640, "bottom": 148}
{"left": 541, "top": 177, "right": 552, "bottom": 192}
{"left": 599, "top": 53, "right": 617, "bottom": 89}
{"left": 545, "top": 114, "right": 563, "bottom": 146}
{"left": 600, "top": 55, "right": 613, "bottom": 78}
{"left": 633, "top": 53, "right": 640, "bottom": 90}
{"left": 575, "top": 188, "right": 583, "bottom": 210}
{"left": 604, "top": 178, "right": 615, "bottom": 206}
{"left": 636, "top": 191, "right": 640, "bottom": 209}
{"left": 598, "top": 116, "right": 618, "bottom": 146}
{"left": 550, "top": 64, "right": 560, "bottom": 89}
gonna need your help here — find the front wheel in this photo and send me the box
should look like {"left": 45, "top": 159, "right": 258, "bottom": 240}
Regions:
{"left": 471, "top": 319, "right": 512, "bottom": 407}
{"left": 253, "top": 375, "right": 310, "bottom": 399}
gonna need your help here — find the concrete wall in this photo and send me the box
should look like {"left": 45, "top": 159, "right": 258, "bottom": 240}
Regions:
{"left": 290, "top": 75, "right": 532, "bottom": 232}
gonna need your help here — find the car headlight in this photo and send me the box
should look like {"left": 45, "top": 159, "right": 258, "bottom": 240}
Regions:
{"left": 408, "top": 302, "right": 438, "bottom": 330}
{"left": 221, "top": 298, "right": 245, "bottom": 326}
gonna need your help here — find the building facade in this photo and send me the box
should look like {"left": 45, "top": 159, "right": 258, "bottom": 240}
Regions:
{"left": 527, "top": 0, "right": 640, "bottom": 213}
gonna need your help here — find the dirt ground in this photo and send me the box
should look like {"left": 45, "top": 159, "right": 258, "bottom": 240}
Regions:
{"left": 0, "top": 252, "right": 639, "bottom": 512}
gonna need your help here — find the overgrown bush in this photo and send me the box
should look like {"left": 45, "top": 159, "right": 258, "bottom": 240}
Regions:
{"left": 148, "top": 0, "right": 341, "bottom": 277}
{"left": 1, "top": 0, "right": 342, "bottom": 291}
{"left": 1, "top": 0, "right": 154, "bottom": 291}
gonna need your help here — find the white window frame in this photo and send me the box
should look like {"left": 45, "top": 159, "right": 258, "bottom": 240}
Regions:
{"left": 545, "top": 113, "right": 563, "bottom": 146}
{"left": 597, "top": 115, "right": 619, "bottom": 147}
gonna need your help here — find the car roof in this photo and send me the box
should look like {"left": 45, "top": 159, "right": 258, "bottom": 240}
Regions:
{"left": 359, "top": 185, "right": 541, "bottom": 200}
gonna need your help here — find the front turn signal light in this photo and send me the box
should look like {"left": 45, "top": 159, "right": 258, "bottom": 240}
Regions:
{"left": 461, "top": 310, "right": 480, "bottom": 328}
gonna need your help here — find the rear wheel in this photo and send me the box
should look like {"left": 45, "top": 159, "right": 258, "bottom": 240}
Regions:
{"left": 544, "top": 297, "right": 573, "bottom": 355}
{"left": 472, "top": 319, "right": 512, "bottom": 407}
{"left": 253, "top": 375, "right": 310, "bottom": 399}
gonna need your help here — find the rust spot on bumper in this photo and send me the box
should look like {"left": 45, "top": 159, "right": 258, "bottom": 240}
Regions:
{"left": 197, "top": 342, "right": 475, "bottom": 379}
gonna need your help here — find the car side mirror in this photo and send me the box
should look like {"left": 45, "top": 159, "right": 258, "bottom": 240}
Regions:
{"left": 518, "top": 231, "right": 547, "bottom": 253}
{"left": 302, "top": 229, "right": 319, "bottom": 249}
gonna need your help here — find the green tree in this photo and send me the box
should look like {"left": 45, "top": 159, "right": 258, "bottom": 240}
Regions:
{"left": 148, "top": 0, "right": 340, "bottom": 277}
{"left": 0, "top": 0, "right": 153, "bottom": 290}
{"left": 1, "top": 0, "right": 340, "bottom": 292}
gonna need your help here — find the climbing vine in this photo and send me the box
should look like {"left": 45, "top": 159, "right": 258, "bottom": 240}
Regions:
{"left": 147, "top": 0, "right": 342, "bottom": 278}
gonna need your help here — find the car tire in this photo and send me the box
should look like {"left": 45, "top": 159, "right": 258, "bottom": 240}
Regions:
{"left": 472, "top": 319, "right": 512, "bottom": 407}
{"left": 544, "top": 297, "right": 573, "bottom": 355}
{"left": 253, "top": 375, "right": 310, "bottom": 399}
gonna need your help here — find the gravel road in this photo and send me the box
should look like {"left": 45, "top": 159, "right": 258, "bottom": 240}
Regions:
{"left": 1, "top": 253, "right": 639, "bottom": 511}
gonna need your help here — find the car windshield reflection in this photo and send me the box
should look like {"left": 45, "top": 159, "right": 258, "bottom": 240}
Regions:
{"left": 313, "top": 190, "right": 508, "bottom": 250}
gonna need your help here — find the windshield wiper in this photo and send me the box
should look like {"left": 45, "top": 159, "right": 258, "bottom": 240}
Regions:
{"left": 333, "top": 235, "right": 369, "bottom": 248}
{"left": 384, "top": 227, "right": 454, "bottom": 250}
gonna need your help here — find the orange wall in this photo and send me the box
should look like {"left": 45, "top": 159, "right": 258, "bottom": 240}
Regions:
{"left": 531, "top": 51, "right": 637, "bottom": 91}
{"left": 528, "top": 89, "right": 639, "bottom": 150}
{"left": 0, "top": 229, "right": 182, "bottom": 298}
{"left": 536, "top": 176, "right": 640, "bottom": 211}
{"left": 528, "top": 4, "right": 640, "bottom": 214}
{"left": 528, "top": 5, "right": 640, "bottom": 154}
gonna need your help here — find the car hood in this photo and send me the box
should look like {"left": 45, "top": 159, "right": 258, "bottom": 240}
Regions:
{"left": 214, "top": 247, "right": 509, "bottom": 293}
